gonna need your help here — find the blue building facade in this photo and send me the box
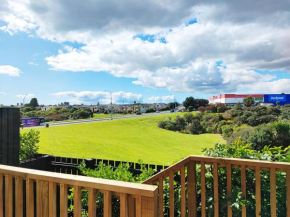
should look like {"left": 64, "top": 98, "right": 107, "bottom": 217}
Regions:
{"left": 264, "top": 94, "right": 290, "bottom": 106}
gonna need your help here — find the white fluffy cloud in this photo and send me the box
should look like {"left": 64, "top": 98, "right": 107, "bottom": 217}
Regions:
{"left": 0, "top": 65, "right": 22, "bottom": 76}
{"left": 1, "top": 0, "right": 290, "bottom": 93}
{"left": 148, "top": 95, "right": 175, "bottom": 103}
{"left": 53, "top": 91, "right": 143, "bottom": 104}
{"left": 0, "top": 92, "right": 6, "bottom": 96}
{"left": 15, "top": 94, "right": 35, "bottom": 99}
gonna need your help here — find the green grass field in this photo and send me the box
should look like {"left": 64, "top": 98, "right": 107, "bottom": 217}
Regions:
{"left": 22, "top": 113, "right": 224, "bottom": 165}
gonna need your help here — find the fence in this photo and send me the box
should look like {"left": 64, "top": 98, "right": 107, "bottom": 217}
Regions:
{"left": 0, "top": 107, "right": 20, "bottom": 166}
{"left": 20, "top": 154, "right": 169, "bottom": 176}
{"left": 143, "top": 155, "right": 290, "bottom": 217}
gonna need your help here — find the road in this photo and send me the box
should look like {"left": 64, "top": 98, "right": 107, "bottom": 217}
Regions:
{"left": 25, "top": 111, "right": 172, "bottom": 128}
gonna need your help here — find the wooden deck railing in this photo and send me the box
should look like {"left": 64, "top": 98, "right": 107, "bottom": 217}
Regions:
{"left": 143, "top": 155, "right": 290, "bottom": 217}
{"left": 0, "top": 164, "right": 158, "bottom": 217}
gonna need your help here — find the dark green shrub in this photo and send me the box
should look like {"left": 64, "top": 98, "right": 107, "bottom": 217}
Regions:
{"left": 222, "top": 125, "right": 233, "bottom": 138}
{"left": 186, "top": 119, "right": 203, "bottom": 134}
{"left": 259, "top": 114, "right": 277, "bottom": 124}
{"left": 227, "top": 127, "right": 254, "bottom": 144}
{"left": 247, "top": 115, "right": 260, "bottom": 126}
{"left": 145, "top": 108, "right": 156, "bottom": 113}
{"left": 184, "top": 113, "right": 194, "bottom": 123}
{"left": 247, "top": 124, "right": 274, "bottom": 150}
{"left": 188, "top": 106, "right": 194, "bottom": 112}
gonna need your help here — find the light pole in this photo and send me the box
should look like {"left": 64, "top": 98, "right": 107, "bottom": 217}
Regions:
{"left": 22, "top": 95, "right": 27, "bottom": 118}
{"left": 105, "top": 90, "right": 113, "bottom": 120}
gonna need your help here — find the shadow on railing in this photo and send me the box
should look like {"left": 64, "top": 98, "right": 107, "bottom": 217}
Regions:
{"left": 0, "top": 164, "right": 158, "bottom": 217}
{"left": 143, "top": 155, "right": 290, "bottom": 217}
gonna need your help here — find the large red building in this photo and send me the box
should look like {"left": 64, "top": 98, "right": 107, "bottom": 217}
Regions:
{"left": 209, "top": 94, "right": 264, "bottom": 105}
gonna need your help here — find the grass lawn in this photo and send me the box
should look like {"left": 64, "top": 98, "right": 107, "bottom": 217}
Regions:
{"left": 22, "top": 113, "right": 225, "bottom": 165}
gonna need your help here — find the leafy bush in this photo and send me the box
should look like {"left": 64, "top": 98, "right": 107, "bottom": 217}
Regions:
{"left": 184, "top": 113, "right": 194, "bottom": 123}
{"left": 20, "top": 130, "right": 40, "bottom": 161}
{"left": 221, "top": 125, "right": 233, "bottom": 138}
{"left": 188, "top": 106, "right": 194, "bottom": 112}
{"left": 186, "top": 119, "right": 203, "bottom": 134}
{"left": 145, "top": 108, "right": 156, "bottom": 113}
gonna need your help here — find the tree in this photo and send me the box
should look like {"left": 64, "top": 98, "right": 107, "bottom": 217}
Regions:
{"left": 167, "top": 102, "right": 180, "bottom": 109}
{"left": 235, "top": 102, "right": 242, "bottom": 110}
{"left": 188, "top": 106, "right": 194, "bottom": 112}
{"left": 195, "top": 99, "right": 209, "bottom": 107}
{"left": 29, "top": 98, "right": 39, "bottom": 107}
{"left": 183, "top": 97, "right": 195, "bottom": 109}
{"left": 243, "top": 96, "right": 254, "bottom": 107}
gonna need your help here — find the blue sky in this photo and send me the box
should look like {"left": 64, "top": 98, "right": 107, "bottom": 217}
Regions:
{"left": 0, "top": 0, "right": 289, "bottom": 105}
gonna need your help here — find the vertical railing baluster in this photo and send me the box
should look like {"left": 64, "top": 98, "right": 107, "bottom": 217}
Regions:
{"left": 88, "top": 188, "right": 96, "bottom": 217}
{"left": 26, "top": 178, "right": 34, "bottom": 217}
{"left": 241, "top": 166, "right": 246, "bottom": 217}
{"left": 15, "top": 177, "right": 23, "bottom": 217}
{"left": 227, "top": 164, "right": 232, "bottom": 217}
{"left": 255, "top": 167, "right": 261, "bottom": 217}
{"left": 169, "top": 171, "right": 174, "bottom": 217}
{"left": 158, "top": 177, "right": 164, "bottom": 217}
{"left": 60, "top": 184, "right": 68, "bottom": 217}
{"left": 37, "top": 180, "right": 49, "bottom": 217}
{"left": 128, "top": 196, "right": 135, "bottom": 217}
{"left": 188, "top": 161, "right": 196, "bottom": 217}
{"left": 214, "top": 163, "right": 219, "bottom": 217}
{"left": 104, "top": 191, "right": 112, "bottom": 217}
{"left": 74, "top": 186, "right": 82, "bottom": 217}
{"left": 5, "top": 175, "right": 12, "bottom": 217}
{"left": 120, "top": 193, "right": 128, "bottom": 217}
{"left": 180, "top": 165, "right": 186, "bottom": 217}
{"left": 136, "top": 196, "right": 142, "bottom": 217}
{"left": 201, "top": 162, "right": 206, "bottom": 217}
{"left": 270, "top": 168, "right": 276, "bottom": 217}
{"left": 49, "top": 182, "right": 57, "bottom": 217}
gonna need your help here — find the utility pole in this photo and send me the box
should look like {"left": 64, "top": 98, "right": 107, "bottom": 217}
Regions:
{"left": 22, "top": 95, "right": 27, "bottom": 118}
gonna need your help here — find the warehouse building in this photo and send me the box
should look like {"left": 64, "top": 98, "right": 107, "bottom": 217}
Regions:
{"left": 209, "top": 94, "right": 290, "bottom": 106}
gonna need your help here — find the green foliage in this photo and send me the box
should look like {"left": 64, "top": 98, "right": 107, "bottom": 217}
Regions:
{"left": 243, "top": 96, "right": 254, "bottom": 107}
{"left": 145, "top": 107, "right": 156, "bottom": 113}
{"left": 229, "top": 121, "right": 290, "bottom": 150}
{"left": 183, "top": 96, "right": 195, "bottom": 109}
{"left": 167, "top": 102, "right": 180, "bottom": 109}
{"left": 29, "top": 98, "right": 39, "bottom": 107}
{"left": 19, "top": 130, "right": 40, "bottom": 161}
{"left": 188, "top": 106, "right": 194, "bottom": 112}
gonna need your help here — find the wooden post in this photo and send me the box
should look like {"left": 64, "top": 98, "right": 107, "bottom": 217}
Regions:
{"left": 0, "top": 108, "right": 20, "bottom": 166}
{"left": 141, "top": 194, "right": 158, "bottom": 217}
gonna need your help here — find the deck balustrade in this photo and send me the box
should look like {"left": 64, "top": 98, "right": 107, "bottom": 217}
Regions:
{"left": 143, "top": 155, "right": 290, "bottom": 217}
{"left": 0, "top": 164, "right": 158, "bottom": 217}
{"left": 1, "top": 155, "right": 290, "bottom": 216}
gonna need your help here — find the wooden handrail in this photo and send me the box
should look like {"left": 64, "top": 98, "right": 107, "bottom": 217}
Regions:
{"left": 0, "top": 164, "right": 158, "bottom": 217}
{"left": 143, "top": 155, "right": 290, "bottom": 184}
{"left": 143, "top": 155, "right": 290, "bottom": 217}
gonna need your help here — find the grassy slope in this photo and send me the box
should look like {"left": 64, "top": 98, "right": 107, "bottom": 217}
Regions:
{"left": 22, "top": 113, "right": 224, "bottom": 165}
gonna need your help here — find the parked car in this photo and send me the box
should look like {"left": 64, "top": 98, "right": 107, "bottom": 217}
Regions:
{"left": 136, "top": 111, "right": 142, "bottom": 115}
{"left": 156, "top": 110, "right": 160, "bottom": 113}
{"left": 170, "top": 109, "right": 175, "bottom": 113}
